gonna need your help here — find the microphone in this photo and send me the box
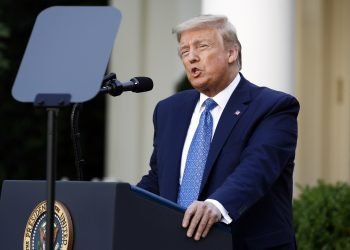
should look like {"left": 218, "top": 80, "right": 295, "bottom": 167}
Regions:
{"left": 100, "top": 77, "right": 153, "bottom": 96}
{"left": 102, "top": 72, "right": 116, "bottom": 83}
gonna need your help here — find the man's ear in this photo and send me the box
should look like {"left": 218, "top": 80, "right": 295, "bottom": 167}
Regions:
{"left": 228, "top": 46, "right": 238, "bottom": 64}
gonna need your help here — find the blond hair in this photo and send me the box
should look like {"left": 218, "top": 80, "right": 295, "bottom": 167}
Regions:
{"left": 172, "top": 15, "right": 242, "bottom": 70}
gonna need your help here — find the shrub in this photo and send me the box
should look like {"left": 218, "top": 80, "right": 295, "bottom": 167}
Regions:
{"left": 293, "top": 181, "right": 350, "bottom": 249}
{"left": 0, "top": 21, "right": 10, "bottom": 75}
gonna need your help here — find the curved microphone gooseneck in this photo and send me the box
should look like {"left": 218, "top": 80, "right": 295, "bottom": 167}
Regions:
{"left": 70, "top": 73, "right": 153, "bottom": 180}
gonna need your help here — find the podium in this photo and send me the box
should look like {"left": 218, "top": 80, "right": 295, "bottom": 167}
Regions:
{"left": 0, "top": 180, "right": 232, "bottom": 249}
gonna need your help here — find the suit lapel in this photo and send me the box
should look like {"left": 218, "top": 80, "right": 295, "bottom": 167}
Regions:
{"left": 200, "top": 78, "right": 252, "bottom": 192}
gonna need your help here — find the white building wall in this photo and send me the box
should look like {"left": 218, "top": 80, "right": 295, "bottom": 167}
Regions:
{"left": 106, "top": 0, "right": 201, "bottom": 183}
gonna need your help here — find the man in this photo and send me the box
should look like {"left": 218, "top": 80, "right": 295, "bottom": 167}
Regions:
{"left": 137, "top": 15, "right": 299, "bottom": 249}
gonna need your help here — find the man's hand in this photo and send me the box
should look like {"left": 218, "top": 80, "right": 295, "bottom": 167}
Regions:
{"left": 182, "top": 201, "right": 222, "bottom": 240}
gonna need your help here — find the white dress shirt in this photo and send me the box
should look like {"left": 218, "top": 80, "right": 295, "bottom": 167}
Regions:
{"left": 179, "top": 73, "right": 241, "bottom": 224}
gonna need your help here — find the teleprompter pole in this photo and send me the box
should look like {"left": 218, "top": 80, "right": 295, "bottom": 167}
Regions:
{"left": 46, "top": 108, "right": 59, "bottom": 250}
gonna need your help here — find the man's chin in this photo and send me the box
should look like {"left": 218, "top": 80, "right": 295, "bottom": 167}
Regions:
{"left": 193, "top": 86, "right": 212, "bottom": 96}
{"left": 189, "top": 79, "right": 207, "bottom": 90}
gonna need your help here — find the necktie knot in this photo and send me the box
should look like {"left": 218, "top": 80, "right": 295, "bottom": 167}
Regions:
{"left": 203, "top": 98, "right": 217, "bottom": 112}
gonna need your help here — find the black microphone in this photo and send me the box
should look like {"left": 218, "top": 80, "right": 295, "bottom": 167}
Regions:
{"left": 100, "top": 77, "right": 153, "bottom": 96}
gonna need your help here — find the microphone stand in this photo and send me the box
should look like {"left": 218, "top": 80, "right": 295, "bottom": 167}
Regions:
{"left": 71, "top": 103, "right": 85, "bottom": 181}
{"left": 70, "top": 72, "right": 153, "bottom": 181}
{"left": 70, "top": 73, "right": 116, "bottom": 181}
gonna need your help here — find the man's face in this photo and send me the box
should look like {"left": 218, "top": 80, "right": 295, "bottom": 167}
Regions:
{"left": 179, "top": 27, "right": 238, "bottom": 96}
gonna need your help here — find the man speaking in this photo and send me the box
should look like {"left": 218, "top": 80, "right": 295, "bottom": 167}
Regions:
{"left": 137, "top": 15, "right": 299, "bottom": 250}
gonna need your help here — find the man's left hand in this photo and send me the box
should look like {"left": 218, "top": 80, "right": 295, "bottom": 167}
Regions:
{"left": 182, "top": 200, "right": 222, "bottom": 240}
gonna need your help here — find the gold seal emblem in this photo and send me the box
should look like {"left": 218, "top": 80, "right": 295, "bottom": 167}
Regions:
{"left": 23, "top": 201, "right": 73, "bottom": 250}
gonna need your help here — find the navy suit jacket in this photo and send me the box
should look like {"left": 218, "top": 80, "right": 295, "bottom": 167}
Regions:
{"left": 138, "top": 74, "right": 299, "bottom": 249}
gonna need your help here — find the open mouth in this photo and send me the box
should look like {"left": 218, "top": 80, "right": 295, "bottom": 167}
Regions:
{"left": 191, "top": 67, "right": 201, "bottom": 78}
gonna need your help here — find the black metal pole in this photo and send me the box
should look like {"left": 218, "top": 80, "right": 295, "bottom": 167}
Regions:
{"left": 71, "top": 103, "right": 84, "bottom": 181}
{"left": 46, "top": 108, "right": 58, "bottom": 250}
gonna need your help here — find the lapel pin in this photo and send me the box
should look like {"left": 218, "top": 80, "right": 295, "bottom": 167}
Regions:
{"left": 234, "top": 110, "right": 241, "bottom": 116}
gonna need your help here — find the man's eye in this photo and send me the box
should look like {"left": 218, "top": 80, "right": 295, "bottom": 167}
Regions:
{"left": 181, "top": 50, "right": 189, "bottom": 57}
{"left": 199, "top": 44, "right": 209, "bottom": 49}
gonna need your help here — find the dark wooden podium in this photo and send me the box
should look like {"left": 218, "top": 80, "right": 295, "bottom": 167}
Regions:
{"left": 0, "top": 180, "right": 232, "bottom": 249}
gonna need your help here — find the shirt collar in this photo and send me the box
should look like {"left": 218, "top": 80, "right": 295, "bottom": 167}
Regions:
{"left": 198, "top": 73, "right": 241, "bottom": 111}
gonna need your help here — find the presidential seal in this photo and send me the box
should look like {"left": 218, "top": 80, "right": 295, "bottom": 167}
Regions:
{"left": 23, "top": 201, "right": 73, "bottom": 250}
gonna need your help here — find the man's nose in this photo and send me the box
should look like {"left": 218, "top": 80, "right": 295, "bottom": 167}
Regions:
{"left": 187, "top": 49, "right": 199, "bottom": 63}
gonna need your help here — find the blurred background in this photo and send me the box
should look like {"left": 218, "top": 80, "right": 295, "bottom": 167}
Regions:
{"left": 0, "top": 0, "right": 350, "bottom": 193}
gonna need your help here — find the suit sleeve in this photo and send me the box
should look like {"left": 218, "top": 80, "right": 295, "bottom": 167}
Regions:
{"left": 208, "top": 92, "right": 299, "bottom": 221}
{"left": 136, "top": 103, "right": 160, "bottom": 195}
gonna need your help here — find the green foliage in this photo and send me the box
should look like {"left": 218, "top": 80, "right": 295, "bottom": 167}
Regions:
{"left": 175, "top": 74, "right": 193, "bottom": 92}
{"left": 293, "top": 181, "right": 350, "bottom": 250}
{"left": 0, "top": 17, "right": 10, "bottom": 75}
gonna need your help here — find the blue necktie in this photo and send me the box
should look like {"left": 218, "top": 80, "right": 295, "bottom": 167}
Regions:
{"left": 177, "top": 98, "right": 217, "bottom": 208}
